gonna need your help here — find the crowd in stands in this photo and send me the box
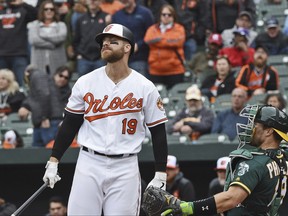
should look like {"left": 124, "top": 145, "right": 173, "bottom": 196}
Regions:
{"left": 1, "top": 0, "right": 288, "bottom": 148}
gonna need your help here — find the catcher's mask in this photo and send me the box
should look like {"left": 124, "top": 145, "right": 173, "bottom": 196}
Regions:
{"left": 237, "top": 104, "right": 288, "bottom": 149}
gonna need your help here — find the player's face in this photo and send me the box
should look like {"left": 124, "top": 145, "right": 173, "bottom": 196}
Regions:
{"left": 250, "top": 123, "right": 265, "bottom": 147}
{"left": 101, "top": 36, "right": 128, "bottom": 63}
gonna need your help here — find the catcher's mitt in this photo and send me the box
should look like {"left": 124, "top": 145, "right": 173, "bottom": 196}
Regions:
{"left": 142, "top": 186, "right": 182, "bottom": 216}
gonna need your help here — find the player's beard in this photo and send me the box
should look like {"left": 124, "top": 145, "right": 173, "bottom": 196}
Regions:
{"left": 101, "top": 48, "right": 125, "bottom": 63}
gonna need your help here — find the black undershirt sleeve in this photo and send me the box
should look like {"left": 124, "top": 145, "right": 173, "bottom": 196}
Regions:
{"left": 51, "top": 111, "right": 84, "bottom": 161}
{"left": 149, "top": 123, "right": 168, "bottom": 172}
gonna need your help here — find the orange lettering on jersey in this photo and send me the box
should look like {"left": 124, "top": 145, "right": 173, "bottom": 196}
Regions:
{"left": 83, "top": 92, "right": 143, "bottom": 122}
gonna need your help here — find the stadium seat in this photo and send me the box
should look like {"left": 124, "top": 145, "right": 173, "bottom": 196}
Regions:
{"left": 194, "top": 133, "right": 231, "bottom": 145}
{"left": 272, "top": 65, "right": 288, "bottom": 78}
{"left": 211, "top": 94, "right": 232, "bottom": 114}
{"left": 247, "top": 93, "right": 267, "bottom": 106}
{"left": 267, "top": 55, "right": 288, "bottom": 65}
{"left": 4, "top": 113, "right": 34, "bottom": 147}
{"left": 166, "top": 134, "right": 189, "bottom": 145}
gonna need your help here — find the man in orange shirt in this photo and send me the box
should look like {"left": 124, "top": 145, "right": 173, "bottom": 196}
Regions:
{"left": 235, "top": 44, "right": 279, "bottom": 97}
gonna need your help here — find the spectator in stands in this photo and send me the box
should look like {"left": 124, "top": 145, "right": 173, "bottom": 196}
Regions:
{"left": 187, "top": 33, "right": 223, "bottom": 84}
{"left": 264, "top": 92, "right": 287, "bottom": 112}
{"left": 167, "top": 85, "right": 214, "bottom": 141}
{"left": 18, "top": 65, "right": 52, "bottom": 147}
{"left": 252, "top": 17, "right": 288, "bottom": 55}
{"left": 47, "top": 66, "right": 72, "bottom": 140}
{"left": 170, "top": 0, "right": 207, "bottom": 60}
{"left": 73, "top": 0, "right": 110, "bottom": 76}
{"left": 100, "top": 0, "right": 124, "bottom": 15}
{"left": 0, "top": 69, "right": 26, "bottom": 124}
{"left": 166, "top": 155, "right": 196, "bottom": 201}
{"left": 1, "top": 129, "right": 24, "bottom": 149}
{"left": 208, "top": 156, "right": 230, "bottom": 196}
{"left": 221, "top": 11, "right": 257, "bottom": 47}
{"left": 112, "top": 0, "right": 154, "bottom": 77}
{"left": 27, "top": 0, "right": 68, "bottom": 76}
{"left": 218, "top": 27, "right": 255, "bottom": 68}
{"left": 64, "top": 0, "right": 87, "bottom": 72}
{"left": 0, "top": 0, "right": 37, "bottom": 86}
{"left": 235, "top": 44, "right": 279, "bottom": 97}
{"left": 137, "top": 0, "right": 167, "bottom": 20}
{"left": 45, "top": 196, "right": 67, "bottom": 216}
{"left": 211, "top": 87, "right": 248, "bottom": 141}
{"left": 201, "top": 55, "right": 236, "bottom": 103}
{"left": 206, "top": 0, "right": 256, "bottom": 34}
{"left": 144, "top": 4, "right": 185, "bottom": 90}
{"left": 0, "top": 196, "right": 16, "bottom": 215}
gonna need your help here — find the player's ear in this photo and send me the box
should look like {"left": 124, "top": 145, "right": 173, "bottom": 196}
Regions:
{"left": 124, "top": 43, "right": 131, "bottom": 55}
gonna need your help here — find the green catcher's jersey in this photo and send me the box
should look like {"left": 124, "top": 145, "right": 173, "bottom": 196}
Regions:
{"left": 224, "top": 148, "right": 288, "bottom": 216}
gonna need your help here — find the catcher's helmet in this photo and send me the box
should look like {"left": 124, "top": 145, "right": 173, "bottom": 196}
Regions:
{"left": 236, "top": 104, "right": 288, "bottom": 149}
{"left": 95, "top": 23, "right": 135, "bottom": 55}
{"left": 255, "top": 105, "right": 288, "bottom": 141}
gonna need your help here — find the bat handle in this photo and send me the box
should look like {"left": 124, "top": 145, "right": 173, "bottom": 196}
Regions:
{"left": 12, "top": 181, "right": 49, "bottom": 216}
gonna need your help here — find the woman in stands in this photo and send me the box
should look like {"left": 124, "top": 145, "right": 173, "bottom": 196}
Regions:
{"left": 0, "top": 69, "right": 26, "bottom": 125}
{"left": 200, "top": 55, "right": 236, "bottom": 103}
{"left": 144, "top": 4, "right": 186, "bottom": 90}
{"left": 264, "top": 92, "right": 287, "bottom": 112}
{"left": 27, "top": 0, "right": 67, "bottom": 77}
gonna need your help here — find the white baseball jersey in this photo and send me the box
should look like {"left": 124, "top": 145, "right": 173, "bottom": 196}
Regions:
{"left": 65, "top": 66, "right": 168, "bottom": 154}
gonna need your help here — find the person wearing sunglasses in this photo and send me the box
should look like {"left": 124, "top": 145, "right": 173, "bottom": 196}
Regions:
{"left": 144, "top": 4, "right": 185, "bottom": 90}
{"left": 18, "top": 65, "right": 72, "bottom": 147}
{"left": 27, "top": 0, "right": 67, "bottom": 77}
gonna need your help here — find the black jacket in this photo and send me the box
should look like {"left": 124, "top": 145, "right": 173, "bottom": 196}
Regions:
{"left": 73, "top": 10, "right": 108, "bottom": 61}
{"left": 201, "top": 71, "right": 236, "bottom": 100}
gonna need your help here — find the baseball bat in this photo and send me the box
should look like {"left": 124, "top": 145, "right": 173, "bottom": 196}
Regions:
{"left": 11, "top": 181, "right": 49, "bottom": 216}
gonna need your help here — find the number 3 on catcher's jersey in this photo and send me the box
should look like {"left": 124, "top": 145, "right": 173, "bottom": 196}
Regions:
{"left": 122, "top": 118, "right": 138, "bottom": 134}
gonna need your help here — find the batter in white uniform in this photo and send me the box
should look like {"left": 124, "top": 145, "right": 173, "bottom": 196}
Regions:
{"left": 43, "top": 23, "right": 169, "bottom": 215}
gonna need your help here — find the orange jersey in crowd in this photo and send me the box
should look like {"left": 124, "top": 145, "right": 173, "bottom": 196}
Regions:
{"left": 235, "top": 63, "right": 279, "bottom": 96}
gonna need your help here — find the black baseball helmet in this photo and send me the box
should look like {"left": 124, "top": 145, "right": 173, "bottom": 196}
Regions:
{"left": 255, "top": 105, "right": 288, "bottom": 141}
{"left": 95, "top": 23, "right": 135, "bottom": 56}
{"left": 237, "top": 104, "right": 288, "bottom": 149}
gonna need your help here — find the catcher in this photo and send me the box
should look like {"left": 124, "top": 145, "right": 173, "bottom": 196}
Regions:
{"left": 143, "top": 104, "right": 288, "bottom": 216}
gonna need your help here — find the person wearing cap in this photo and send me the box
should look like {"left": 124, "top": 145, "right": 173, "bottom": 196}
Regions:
{"left": 42, "top": 23, "right": 168, "bottom": 215}
{"left": 200, "top": 55, "right": 236, "bottom": 103}
{"left": 144, "top": 4, "right": 186, "bottom": 90}
{"left": 221, "top": 11, "right": 257, "bottom": 47}
{"left": 187, "top": 33, "right": 223, "bottom": 84}
{"left": 253, "top": 16, "right": 288, "bottom": 55}
{"left": 206, "top": 1, "right": 256, "bottom": 34}
{"left": 161, "top": 104, "right": 288, "bottom": 216}
{"left": 1, "top": 129, "right": 24, "bottom": 149}
{"left": 236, "top": 44, "right": 279, "bottom": 97}
{"left": 208, "top": 156, "right": 231, "bottom": 197}
{"left": 73, "top": 0, "right": 110, "bottom": 76}
{"left": 218, "top": 27, "right": 255, "bottom": 68}
{"left": 112, "top": 0, "right": 154, "bottom": 78}
{"left": 166, "top": 155, "right": 196, "bottom": 201}
{"left": 167, "top": 85, "right": 214, "bottom": 141}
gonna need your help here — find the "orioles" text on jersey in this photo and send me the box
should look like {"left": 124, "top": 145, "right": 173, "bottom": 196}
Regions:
{"left": 84, "top": 92, "right": 143, "bottom": 122}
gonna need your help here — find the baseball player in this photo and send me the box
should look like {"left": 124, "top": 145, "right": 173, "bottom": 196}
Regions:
{"left": 42, "top": 23, "right": 168, "bottom": 215}
{"left": 156, "top": 104, "right": 288, "bottom": 216}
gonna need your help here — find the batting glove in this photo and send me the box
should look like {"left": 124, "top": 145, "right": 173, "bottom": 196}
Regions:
{"left": 43, "top": 161, "right": 61, "bottom": 189}
{"left": 147, "top": 172, "right": 167, "bottom": 191}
